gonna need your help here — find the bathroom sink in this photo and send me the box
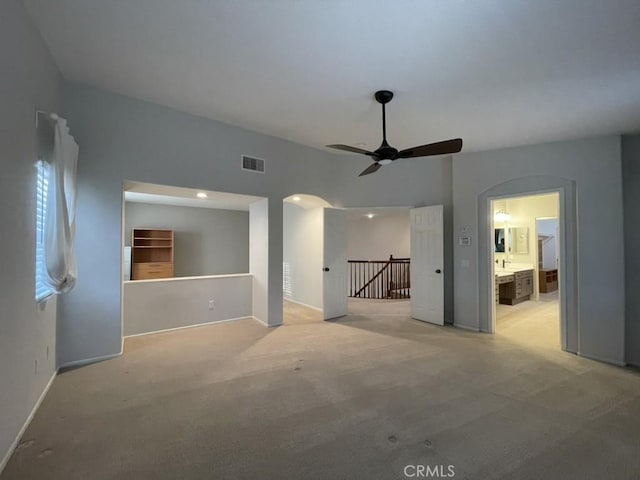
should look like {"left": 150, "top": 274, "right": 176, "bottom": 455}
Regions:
{"left": 495, "top": 266, "right": 534, "bottom": 275}
{"left": 494, "top": 269, "right": 514, "bottom": 277}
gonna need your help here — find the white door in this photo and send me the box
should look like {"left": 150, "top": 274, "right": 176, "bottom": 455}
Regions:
{"left": 410, "top": 205, "right": 444, "bottom": 325}
{"left": 323, "top": 208, "right": 348, "bottom": 320}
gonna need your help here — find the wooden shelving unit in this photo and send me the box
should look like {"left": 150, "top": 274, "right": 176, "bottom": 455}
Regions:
{"left": 539, "top": 269, "right": 558, "bottom": 293}
{"left": 131, "top": 228, "right": 174, "bottom": 280}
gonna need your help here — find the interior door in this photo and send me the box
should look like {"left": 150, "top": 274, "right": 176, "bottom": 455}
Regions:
{"left": 410, "top": 205, "right": 444, "bottom": 325}
{"left": 323, "top": 207, "right": 348, "bottom": 320}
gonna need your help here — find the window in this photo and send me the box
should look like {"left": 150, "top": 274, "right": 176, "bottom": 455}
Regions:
{"left": 283, "top": 261, "right": 292, "bottom": 297}
{"left": 34, "top": 115, "right": 78, "bottom": 301}
{"left": 35, "top": 160, "right": 54, "bottom": 302}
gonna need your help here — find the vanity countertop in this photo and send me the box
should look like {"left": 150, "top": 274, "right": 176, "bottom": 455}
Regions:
{"left": 495, "top": 265, "right": 534, "bottom": 276}
{"left": 495, "top": 271, "right": 515, "bottom": 279}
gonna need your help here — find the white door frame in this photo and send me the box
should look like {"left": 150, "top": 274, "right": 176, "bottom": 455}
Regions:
{"left": 486, "top": 188, "right": 568, "bottom": 351}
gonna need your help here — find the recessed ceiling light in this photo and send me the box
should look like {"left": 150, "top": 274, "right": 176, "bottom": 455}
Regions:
{"left": 366, "top": 213, "right": 374, "bottom": 219}
{"left": 293, "top": 196, "right": 301, "bottom": 201}
{"left": 197, "top": 192, "right": 208, "bottom": 199}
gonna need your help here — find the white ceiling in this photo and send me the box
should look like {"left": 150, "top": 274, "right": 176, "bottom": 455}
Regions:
{"left": 124, "top": 181, "right": 263, "bottom": 210}
{"left": 24, "top": 0, "right": 640, "bottom": 153}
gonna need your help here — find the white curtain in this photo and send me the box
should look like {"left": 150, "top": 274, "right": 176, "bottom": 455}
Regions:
{"left": 43, "top": 117, "right": 78, "bottom": 294}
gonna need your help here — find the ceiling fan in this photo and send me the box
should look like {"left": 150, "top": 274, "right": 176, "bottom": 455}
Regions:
{"left": 327, "top": 90, "right": 463, "bottom": 176}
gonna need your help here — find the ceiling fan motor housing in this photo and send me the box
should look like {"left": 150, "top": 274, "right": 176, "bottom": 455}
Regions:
{"left": 374, "top": 90, "right": 394, "bottom": 104}
{"left": 374, "top": 145, "right": 398, "bottom": 161}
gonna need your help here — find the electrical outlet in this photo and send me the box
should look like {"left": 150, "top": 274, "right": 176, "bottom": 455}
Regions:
{"left": 208, "top": 300, "right": 215, "bottom": 310}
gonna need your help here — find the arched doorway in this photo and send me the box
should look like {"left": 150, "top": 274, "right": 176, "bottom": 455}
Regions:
{"left": 282, "top": 194, "right": 347, "bottom": 324}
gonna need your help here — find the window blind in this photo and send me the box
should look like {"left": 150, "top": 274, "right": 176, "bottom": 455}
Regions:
{"left": 35, "top": 160, "right": 55, "bottom": 302}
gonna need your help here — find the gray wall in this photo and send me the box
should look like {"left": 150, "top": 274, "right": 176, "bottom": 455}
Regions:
{"left": 0, "top": 0, "right": 61, "bottom": 469}
{"left": 124, "top": 202, "right": 249, "bottom": 277}
{"left": 453, "top": 137, "right": 626, "bottom": 365}
{"left": 623, "top": 134, "right": 640, "bottom": 367}
{"left": 348, "top": 210, "right": 410, "bottom": 260}
{"left": 123, "top": 275, "right": 252, "bottom": 336}
{"left": 58, "top": 82, "right": 455, "bottom": 365}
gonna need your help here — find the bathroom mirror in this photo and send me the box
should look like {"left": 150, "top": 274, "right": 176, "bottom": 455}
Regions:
{"left": 512, "top": 227, "right": 529, "bottom": 254}
{"left": 494, "top": 228, "right": 506, "bottom": 253}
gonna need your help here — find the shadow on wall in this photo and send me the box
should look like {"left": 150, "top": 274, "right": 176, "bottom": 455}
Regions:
{"left": 174, "top": 231, "right": 203, "bottom": 276}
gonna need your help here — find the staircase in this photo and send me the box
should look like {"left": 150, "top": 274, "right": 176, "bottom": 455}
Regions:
{"left": 348, "top": 255, "right": 410, "bottom": 299}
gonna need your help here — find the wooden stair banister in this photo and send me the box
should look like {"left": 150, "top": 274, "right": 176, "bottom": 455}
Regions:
{"left": 353, "top": 255, "right": 394, "bottom": 298}
{"left": 348, "top": 255, "right": 411, "bottom": 299}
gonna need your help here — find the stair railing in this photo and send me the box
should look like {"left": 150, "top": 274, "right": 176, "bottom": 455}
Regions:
{"left": 348, "top": 255, "right": 410, "bottom": 299}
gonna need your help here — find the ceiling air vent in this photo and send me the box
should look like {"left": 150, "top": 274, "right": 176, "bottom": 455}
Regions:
{"left": 241, "top": 155, "right": 265, "bottom": 173}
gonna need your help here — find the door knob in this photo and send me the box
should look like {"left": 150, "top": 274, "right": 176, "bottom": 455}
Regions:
{"left": 323, "top": 267, "right": 330, "bottom": 272}
{"left": 435, "top": 269, "right": 442, "bottom": 274}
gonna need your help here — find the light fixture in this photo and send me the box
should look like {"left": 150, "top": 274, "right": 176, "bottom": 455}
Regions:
{"left": 366, "top": 213, "right": 374, "bottom": 219}
{"left": 494, "top": 209, "right": 510, "bottom": 222}
{"left": 292, "top": 196, "right": 301, "bottom": 201}
{"left": 197, "top": 192, "right": 208, "bottom": 199}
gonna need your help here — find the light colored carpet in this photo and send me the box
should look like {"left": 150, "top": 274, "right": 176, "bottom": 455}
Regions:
{"left": 283, "top": 299, "right": 323, "bottom": 325}
{"left": 497, "top": 291, "right": 560, "bottom": 349}
{"left": 2, "top": 300, "right": 640, "bottom": 480}
{"left": 348, "top": 297, "right": 411, "bottom": 316}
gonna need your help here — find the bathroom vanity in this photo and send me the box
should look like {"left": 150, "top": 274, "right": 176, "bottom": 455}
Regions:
{"left": 495, "top": 268, "right": 534, "bottom": 305}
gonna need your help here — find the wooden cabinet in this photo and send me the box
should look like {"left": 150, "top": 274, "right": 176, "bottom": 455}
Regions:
{"left": 539, "top": 269, "right": 558, "bottom": 293}
{"left": 131, "top": 229, "right": 174, "bottom": 280}
{"left": 495, "top": 274, "right": 514, "bottom": 304}
{"left": 499, "top": 269, "right": 534, "bottom": 305}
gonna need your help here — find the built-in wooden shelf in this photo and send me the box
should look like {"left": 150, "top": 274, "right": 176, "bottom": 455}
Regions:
{"left": 539, "top": 269, "right": 558, "bottom": 293}
{"left": 131, "top": 228, "right": 174, "bottom": 280}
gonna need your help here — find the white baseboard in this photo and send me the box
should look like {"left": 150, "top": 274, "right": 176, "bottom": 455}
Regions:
{"left": 251, "top": 316, "right": 282, "bottom": 328}
{"left": 124, "top": 316, "right": 254, "bottom": 339}
{"left": 577, "top": 352, "right": 626, "bottom": 367}
{"left": 283, "top": 297, "right": 322, "bottom": 312}
{"left": 58, "top": 351, "right": 122, "bottom": 370}
{"left": 0, "top": 370, "right": 57, "bottom": 475}
{"left": 252, "top": 316, "right": 268, "bottom": 327}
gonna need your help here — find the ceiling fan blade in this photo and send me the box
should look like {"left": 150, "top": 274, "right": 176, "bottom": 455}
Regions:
{"left": 397, "top": 138, "right": 463, "bottom": 158}
{"left": 327, "top": 144, "right": 373, "bottom": 155}
{"left": 359, "top": 162, "right": 382, "bottom": 177}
